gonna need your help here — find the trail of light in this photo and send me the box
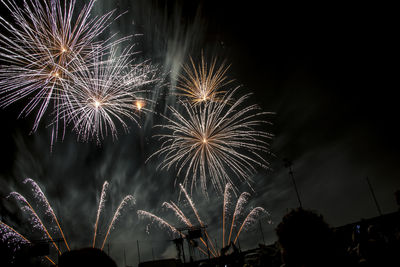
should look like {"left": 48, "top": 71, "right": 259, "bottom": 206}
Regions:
{"left": 233, "top": 207, "right": 267, "bottom": 245}
{"left": 179, "top": 184, "right": 218, "bottom": 256}
{"left": 199, "top": 236, "right": 218, "bottom": 258}
{"left": 162, "top": 201, "right": 193, "bottom": 226}
{"left": 179, "top": 184, "right": 204, "bottom": 226}
{"left": 93, "top": 181, "right": 109, "bottom": 248}
{"left": 8, "top": 192, "right": 61, "bottom": 255}
{"left": 0, "top": 221, "right": 56, "bottom": 265}
{"left": 197, "top": 245, "right": 209, "bottom": 257}
{"left": 58, "top": 45, "right": 157, "bottom": 143}
{"left": 161, "top": 201, "right": 217, "bottom": 257}
{"left": 0, "top": 221, "right": 30, "bottom": 244}
{"left": 0, "top": 0, "right": 123, "bottom": 133}
{"left": 222, "top": 183, "right": 233, "bottom": 248}
{"left": 203, "top": 230, "right": 218, "bottom": 257}
{"left": 137, "top": 210, "right": 180, "bottom": 236}
{"left": 141, "top": 182, "right": 270, "bottom": 259}
{"left": 101, "top": 195, "right": 135, "bottom": 250}
{"left": 44, "top": 256, "right": 56, "bottom": 265}
{"left": 23, "top": 178, "right": 70, "bottom": 251}
{"left": 227, "top": 191, "right": 251, "bottom": 245}
{"left": 176, "top": 53, "right": 232, "bottom": 104}
{"left": 150, "top": 88, "right": 273, "bottom": 196}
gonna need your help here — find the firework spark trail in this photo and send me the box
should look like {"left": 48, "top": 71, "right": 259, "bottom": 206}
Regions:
{"left": 222, "top": 183, "right": 234, "bottom": 248}
{"left": 233, "top": 207, "right": 268, "bottom": 245}
{"left": 57, "top": 45, "right": 157, "bottom": 143}
{"left": 139, "top": 183, "right": 270, "bottom": 258}
{"left": 0, "top": 0, "right": 123, "bottom": 133}
{"left": 8, "top": 192, "right": 61, "bottom": 255}
{"left": 137, "top": 210, "right": 180, "bottom": 236}
{"left": 0, "top": 221, "right": 56, "bottom": 264}
{"left": 23, "top": 178, "right": 70, "bottom": 251}
{"left": 101, "top": 195, "right": 135, "bottom": 250}
{"left": 149, "top": 88, "right": 273, "bottom": 197}
{"left": 93, "top": 181, "right": 109, "bottom": 248}
{"left": 179, "top": 184, "right": 204, "bottom": 226}
{"left": 176, "top": 53, "right": 232, "bottom": 104}
{"left": 227, "top": 191, "right": 251, "bottom": 245}
{"left": 178, "top": 184, "right": 218, "bottom": 257}
{"left": 4, "top": 179, "right": 136, "bottom": 257}
{"left": 162, "top": 201, "right": 218, "bottom": 258}
{"left": 138, "top": 206, "right": 214, "bottom": 257}
{"left": 0, "top": 221, "right": 30, "bottom": 248}
{"left": 162, "top": 201, "right": 193, "bottom": 226}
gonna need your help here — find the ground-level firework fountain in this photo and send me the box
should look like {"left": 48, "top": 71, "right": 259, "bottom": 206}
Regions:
{"left": 0, "top": 179, "right": 135, "bottom": 264}
{"left": 138, "top": 183, "right": 271, "bottom": 260}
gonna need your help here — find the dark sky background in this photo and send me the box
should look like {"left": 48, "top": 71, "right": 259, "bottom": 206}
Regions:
{"left": 0, "top": 1, "right": 399, "bottom": 266}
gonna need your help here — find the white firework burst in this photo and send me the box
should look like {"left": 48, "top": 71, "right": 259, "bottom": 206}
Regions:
{"left": 57, "top": 45, "right": 157, "bottom": 143}
{"left": 149, "top": 88, "right": 273, "bottom": 196}
{"left": 0, "top": 0, "right": 123, "bottom": 131}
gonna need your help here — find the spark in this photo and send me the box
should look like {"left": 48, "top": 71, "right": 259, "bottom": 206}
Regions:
{"left": 93, "top": 99, "right": 102, "bottom": 109}
{"left": 58, "top": 45, "right": 157, "bottom": 143}
{"left": 176, "top": 53, "right": 232, "bottom": 104}
{"left": 93, "top": 181, "right": 109, "bottom": 248}
{"left": 222, "top": 183, "right": 234, "bottom": 248}
{"left": 139, "top": 196, "right": 218, "bottom": 257}
{"left": 0, "top": 222, "right": 56, "bottom": 265}
{"left": 148, "top": 88, "right": 273, "bottom": 196}
{"left": 8, "top": 191, "right": 62, "bottom": 255}
{"left": 0, "top": 0, "right": 123, "bottom": 132}
{"left": 0, "top": 221, "right": 30, "bottom": 249}
{"left": 23, "top": 178, "right": 70, "bottom": 251}
{"left": 135, "top": 99, "right": 145, "bottom": 111}
{"left": 233, "top": 207, "right": 267, "bottom": 245}
{"left": 100, "top": 195, "right": 135, "bottom": 250}
{"left": 227, "top": 191, "right": 251, "bottom": 245}
{"left": 138, "top": 184, "right": 269, "bottom": 258}
{"left": 2, "top": 179, "right": 135, "bottom": 258}
{"left": 137, "top": 210, "right": 180, "bottom": 236}
{"left": 177, "top": 184, "right": 218, "bottom": 256}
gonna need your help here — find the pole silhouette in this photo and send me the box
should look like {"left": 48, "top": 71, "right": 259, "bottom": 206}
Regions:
{"left": 366, "top": 177, "right": 382, "bottom": 216}
{"left": 284, "top": 158, "right": 302, "bottom": 208}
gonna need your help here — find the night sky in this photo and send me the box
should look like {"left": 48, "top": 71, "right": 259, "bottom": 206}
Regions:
{"left": 0, "top": 1, "right": 399, "bottom": 266}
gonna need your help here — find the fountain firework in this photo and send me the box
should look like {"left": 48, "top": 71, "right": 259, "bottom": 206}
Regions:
{"left": 138, "top": 183, "right": 270, "bottom": 258}
{"left": 0, "top": 221, "right": 56, "bottom": 265}
{"left": 1, "top": 179, "right": 135, "bottom": 263}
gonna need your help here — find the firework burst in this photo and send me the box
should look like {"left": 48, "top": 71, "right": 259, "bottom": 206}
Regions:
{"left": 149, "top": 88, "right": 273, "bottom": 196}
{"left": 138, "top": 183, "right": 270, "bottom": 258}
{"left": 0, "top": 0, "right": 123, "bottom": 132}
{"left": 57, "top": 45, "right": 157, "bottom": 143}
{"left": 176, "top": 53, "right": 232, "bottom": 104}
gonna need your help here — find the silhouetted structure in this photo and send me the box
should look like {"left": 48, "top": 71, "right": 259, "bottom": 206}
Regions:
{"left": 58, "top": 247, "right": 117, "bottom": 267}
{"left": 138, "top": 258, "right": 182, "bottom": 267}
{"left": 395, "top": 190, "right": 400, "bottom": 209}
{"left": 276, "top": 208, "right": 350, "bottom": 267}
{"left": 172, "top": 225, "right": 209, "bottom": 263}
